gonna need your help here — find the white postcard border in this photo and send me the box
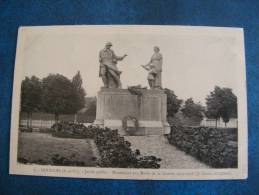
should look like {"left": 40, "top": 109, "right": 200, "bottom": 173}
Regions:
{"left": 9, "top": 25, "right": 248, "bottom": 180}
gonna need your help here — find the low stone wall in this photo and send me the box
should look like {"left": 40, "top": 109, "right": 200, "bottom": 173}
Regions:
{"left": 167, "top": 126, "right": 238, "bottom": 168}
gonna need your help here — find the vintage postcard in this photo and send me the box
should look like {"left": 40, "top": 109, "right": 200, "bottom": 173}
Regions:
{"left": 9, "top": 25, "right": 247, "bottom": 180}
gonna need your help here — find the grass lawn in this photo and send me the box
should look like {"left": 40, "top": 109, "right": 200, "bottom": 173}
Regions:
{"left": 18, "top": 132, "right": 97, "bottom": 166}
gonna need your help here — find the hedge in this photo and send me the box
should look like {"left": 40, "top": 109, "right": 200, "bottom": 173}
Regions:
{"left": 51, "top": 121, "right": 96, "bottom": 139}
{"left": 167, "top": 126, "right": 237, "bottom": 168}
{"left": 18, "top": 154, "right": 87, "bottom": 166}
{"left": 52, "top": 122, "right": 161, "bottom": 168}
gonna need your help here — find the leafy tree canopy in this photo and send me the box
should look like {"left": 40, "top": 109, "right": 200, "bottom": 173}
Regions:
{"left": 206, "top": 86, "right": 237, "bottom": 124}
{"left": 164, "top": 88, "right": 183, "bottom": 117}
{"left": 42, "top": 74, "right": 78, "bottom": 117}
{"left": 84, "top": 97, "right": 96, "bottom": 116}
{"left": 181, "top": 98, "right": 205, "bottom": 122}
{"left": 21, "top": 76, "right": 42, "bottom": 113}
{"left": 71, "top": 71, "right": 86, "bottom": 113}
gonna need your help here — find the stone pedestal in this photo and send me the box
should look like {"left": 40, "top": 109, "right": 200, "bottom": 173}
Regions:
{"left": 94, "top": 88, "right": 170, "bottom": 135}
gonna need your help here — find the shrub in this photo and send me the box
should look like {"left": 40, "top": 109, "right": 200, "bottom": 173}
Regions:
{"left": 19, "top": 126, "right": 33, "bottom": 132}
{"left": 51, "top": 121, "right": 96, "bottom": 139}
{"left": 18, "top": 154, "right": 86, "bottom": 166}
{"left": 51, "top": 154, "right": 86, "bottom": 166}
{"left": 168, "top": 126, "right": 237, "bottom": 168}
{"left": 94, "top": 128, "right": 161, "bottom": 168}
{"left": 50, "top": 122, "right": 162, "bottom": 168}
{"left": 39, "top": 128, "right": 53, "bottom": 133}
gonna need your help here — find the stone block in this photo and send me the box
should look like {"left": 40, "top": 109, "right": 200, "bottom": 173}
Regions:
{"left": 94, "top": 88, "right": 170, "bottom": 135}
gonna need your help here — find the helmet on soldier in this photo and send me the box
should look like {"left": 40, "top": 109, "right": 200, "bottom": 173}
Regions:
{"left": 106, "top": 42, "right": 113, "bottom": 46}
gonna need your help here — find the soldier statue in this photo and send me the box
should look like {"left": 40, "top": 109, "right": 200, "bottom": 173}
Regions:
{"left": 99, "top": 42, "right": 127, "bottom": 88}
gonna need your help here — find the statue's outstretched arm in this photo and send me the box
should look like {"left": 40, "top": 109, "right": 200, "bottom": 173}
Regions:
{"left": 113, "top": 50, "right": 127, "bottom": 61}
{"left": 141, "top": 65, "right": 150, "bottom": 71}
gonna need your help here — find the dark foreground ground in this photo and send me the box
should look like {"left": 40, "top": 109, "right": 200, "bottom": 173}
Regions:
{"left": 17, "top": 126, "right": 237, "bottom": 168}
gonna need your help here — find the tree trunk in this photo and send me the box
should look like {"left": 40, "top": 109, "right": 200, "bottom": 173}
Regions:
{"left": 54, "top": 113, "right": 59, "bottom": 131}
{"left": 26, "top": 112, "right": 29, "bottom": 128}
{"left": 29, "top": 112, "right": 32, "bottom": 129}
{"left": 74, "top": 113, "right": 77, "bottom": 123}
{"left": 55, "top": 113, "right": 59, "bottom": 124}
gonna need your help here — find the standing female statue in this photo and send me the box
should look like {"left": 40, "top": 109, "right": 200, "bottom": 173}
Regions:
{"left": 141, "top": 46, "right": 163, "bottom": 89}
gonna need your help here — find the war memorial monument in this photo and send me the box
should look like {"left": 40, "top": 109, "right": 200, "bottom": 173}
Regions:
{"left": 94, "top": 42, "right": 170, "bottom": 135}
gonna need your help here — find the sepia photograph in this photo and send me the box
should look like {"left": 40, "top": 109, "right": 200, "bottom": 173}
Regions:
{"left": 9, "top": 25, "right": 247, "bottom": 180}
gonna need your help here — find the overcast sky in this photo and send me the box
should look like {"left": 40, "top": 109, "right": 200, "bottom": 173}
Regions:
{"left": 21, "top": 26, "right": 241, "bottom": 104}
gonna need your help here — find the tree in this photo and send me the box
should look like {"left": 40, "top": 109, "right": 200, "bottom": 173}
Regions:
{"left": 206, "top": 86, "right": 237, "bottom": 127}
{"left": 84, "top": 97, "right": 96, "bottom": 116}
{"left": 42, "top": 74, "right": 78, "bottom": 124}
{"left": 71, "top": 71, "right": 86, "bottom": 122}
{"left": 20, "top": 76, "right": 42, "bottom": 128}
{"left": 164, "top": 88, "right": 182, "bottom": 117}
{"left": 181, "top": 98, "right": 205, "bottom": 124}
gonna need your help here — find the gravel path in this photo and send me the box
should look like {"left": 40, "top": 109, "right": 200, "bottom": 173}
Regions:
{"left": 125, "top": 135, "right": 210, "bottom": 169}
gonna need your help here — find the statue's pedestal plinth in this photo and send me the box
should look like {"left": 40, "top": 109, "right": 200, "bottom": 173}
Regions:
{"left": 94, "top": 88, "right": 170, "bottom": 135}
